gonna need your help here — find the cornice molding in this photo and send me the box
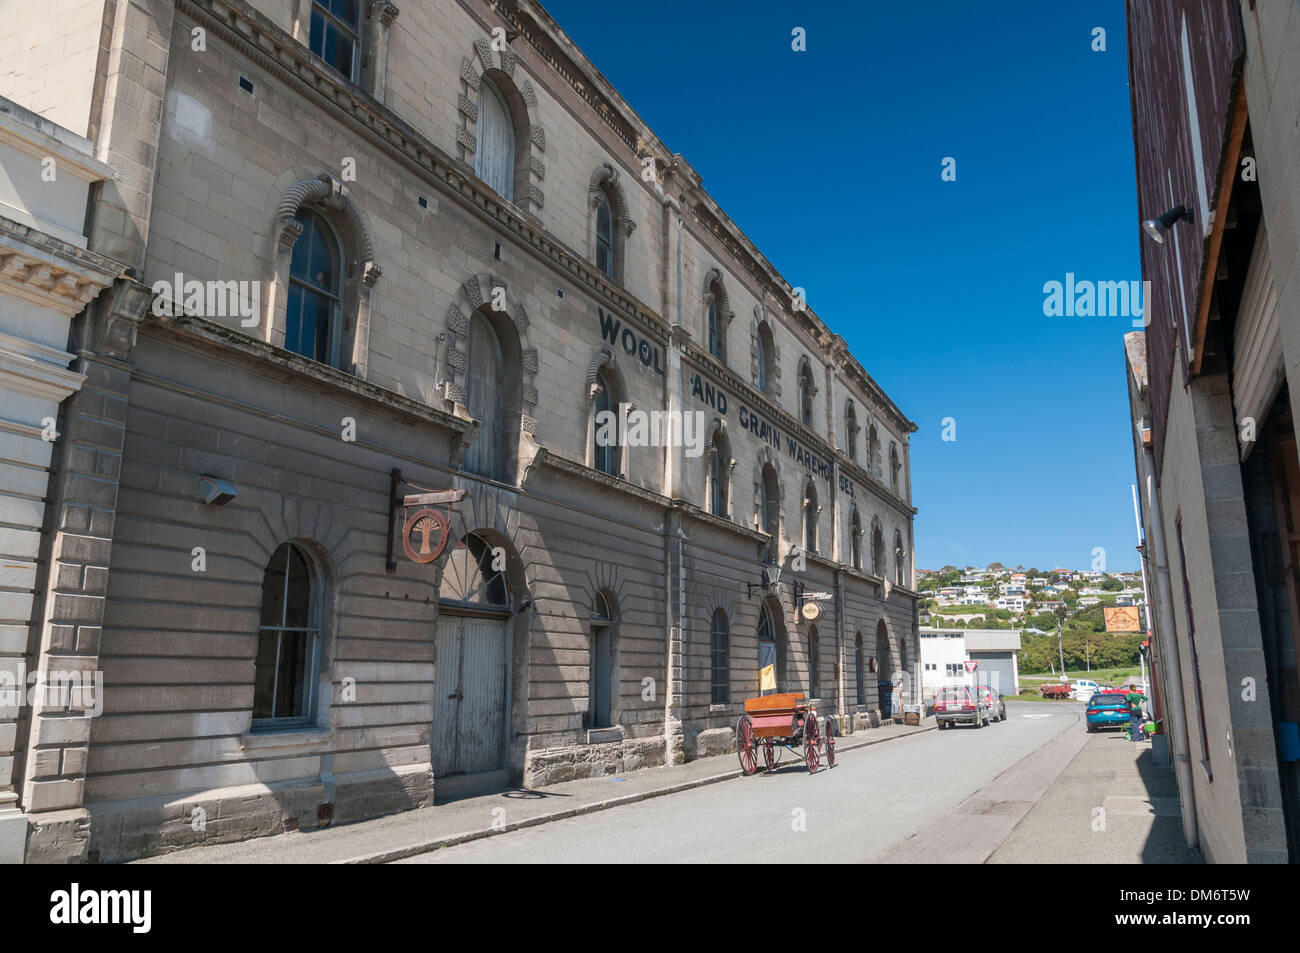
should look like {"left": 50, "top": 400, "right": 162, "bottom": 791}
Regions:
{"left": 144, "top": 310, "right": 472, "bottom": 437}
{"left": 0, "top": 217, "right": 120, "bottom": 314}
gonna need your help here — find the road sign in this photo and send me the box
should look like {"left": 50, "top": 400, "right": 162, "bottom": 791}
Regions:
{"left": 963, "top": 660, "right": 979, "bottom": 673}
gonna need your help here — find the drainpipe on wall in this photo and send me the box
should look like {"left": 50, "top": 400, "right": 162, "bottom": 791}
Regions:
{"left": 1140, "top": 442, "right": 1199, "bottom": 850}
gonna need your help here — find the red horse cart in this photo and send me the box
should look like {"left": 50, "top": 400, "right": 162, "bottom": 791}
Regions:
{"left": 736, "top": 692, "right": 835, "bottom": 775}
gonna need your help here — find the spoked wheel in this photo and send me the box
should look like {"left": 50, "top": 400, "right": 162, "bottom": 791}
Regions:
{"left": 737, "top": 715, "right": 758, "bottom": 776}
{"left": 762, "top": 739, "right": 777, "bottom": 772}
{"left": 804, "top": 713, "right": 821, "bottom": 773}
{"left": 825, "top": 717, "right": 836, "bottom": 768}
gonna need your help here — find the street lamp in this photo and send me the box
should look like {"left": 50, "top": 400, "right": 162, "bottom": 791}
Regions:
{"left": 1054, "top": 605, "right": 1068, "bottom": 680}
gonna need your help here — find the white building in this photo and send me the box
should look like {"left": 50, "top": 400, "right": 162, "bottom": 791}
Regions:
{"left": 920, "top": 628, "right": 1022, "bottom": 700}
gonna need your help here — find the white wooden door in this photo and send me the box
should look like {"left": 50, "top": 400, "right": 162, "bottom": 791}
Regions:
{"left": 432, "top": 615, "right": 507, "bottom": 777}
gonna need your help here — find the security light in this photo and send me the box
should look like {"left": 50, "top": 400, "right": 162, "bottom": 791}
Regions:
{"left": 1141, "top": 204, "right": 1193, "bottom": 244}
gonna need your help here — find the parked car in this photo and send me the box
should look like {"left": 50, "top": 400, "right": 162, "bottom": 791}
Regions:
{"left": 975, "top": 685, "right": 1006, "bottom": 722}
{"left": 1072, "top": 679, "right": 1101, "bottom": 701}
{"left": 934, "top": 686, "right": 991, "bottom": 729}
{"left": 1085, "top": 692, "right": 1131, "bottom": 732}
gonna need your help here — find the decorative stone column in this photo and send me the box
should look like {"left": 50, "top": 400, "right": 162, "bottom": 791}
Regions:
{"left": 364, "top": 1, "right": 400, "bottom": 104}
{"left": 20, "top": 277, "right": 150, "bottom": 863}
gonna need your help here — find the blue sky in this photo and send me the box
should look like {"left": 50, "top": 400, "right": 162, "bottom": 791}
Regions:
{"left": 541, "top": 0, "right": 1142, "bottom": 572}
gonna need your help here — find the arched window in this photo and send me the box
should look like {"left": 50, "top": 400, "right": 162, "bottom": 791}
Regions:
{"left": 710, "top": 608, "right": 729, "bottom": 705}
{"left": 476, "top": 75, "right": 516, "bottom": 200}
{"left": 595, "top": 196, "right": 614, "bottom": 278}
{"left": 709, "top": 428, "right": 730, "bottom": 518}
{"left": 808, "top": 624, "right": 819, "bottom": 698}
{"left": 464, "top": 312, "right": 505, "bottom": 480}
{"left": 855, "top": 632, "right": 866, "bottom": 706}
{"left": 757, "top": 599, "right": 784, "bottom": 694}
{"left": 309, "top": 0, "right": 361, "bottom": 81}
{"left": 253, "top": 542, "right": 322, "bottom": 728}
{"left": 286, "top": 209, "right": 342, "bottom": 366}
{"left": 760, "top": 464, "right": 780, "bottom": 562}
{"left": 895, "top": 530, "right": 906, "bottom": 586}
{"left": 756, "top": 323, "right": 775, "bottom": 394}
{"left": 850, "top": 505, "right": 862, "bottom": 570}
{"left": 871, "top": 519, "right": 885, "bottom": 576}
{"left": 803, "top": 481, "right": 818, "bottom": 554}
{"left": 592, "top": 369, "right": 619, "bottom": 476}
{"left": 799, "top": 361, "right": 816, "bottom": 428}
{"left": 868, "top": 424, "right": 880, "bottom": 478}
{"left": 845, "top": 401, "right": 859, "bottom": 462}
{"left": 589, "top": 591, "right": 615, "bottom": 729}
{"left": 707, "top": 295, "right": 724, "bottom": 360}
{"left": 439, "top": 531, "right": 510, "bottom": 610}
{"left": 890, "top": 442, "right": 902, "bottom": 495}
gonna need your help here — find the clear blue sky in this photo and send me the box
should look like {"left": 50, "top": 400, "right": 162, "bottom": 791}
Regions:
{"left": 541, "top": 0, "right": 1142, "bottom": 572}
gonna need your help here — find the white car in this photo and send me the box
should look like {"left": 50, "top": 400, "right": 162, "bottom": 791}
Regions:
{"left": 1072, "top": 679, "right": 1100, "bottom": 701}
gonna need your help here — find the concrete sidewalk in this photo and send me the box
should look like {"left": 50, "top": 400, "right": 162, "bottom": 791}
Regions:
{"left": 134, "top": 720, "right": 934, "bottom": 864}
{"left": 988, "top": 728, "right": 1202, "bottom": 863}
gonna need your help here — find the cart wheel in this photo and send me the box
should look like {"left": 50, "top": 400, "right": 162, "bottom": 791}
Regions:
{"left": 804, "top": 714, "right": 821, "bottom": 773}
{"left": 737, "top": 715, "right": 758, "bottom": 776}
{"left": 825, "top": 717, "right": 836, "bottom": 769}
{"left": 762, "top": 739, "right": 777, "bottom": 772}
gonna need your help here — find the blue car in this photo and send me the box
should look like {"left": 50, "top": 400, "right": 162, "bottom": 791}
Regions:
{"left": 1085, "top": 692, "right": 1131, "bottom": 732}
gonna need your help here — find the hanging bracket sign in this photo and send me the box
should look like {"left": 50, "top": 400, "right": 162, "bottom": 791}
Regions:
{"left": 387, "top": 468, "right": 466, "bottom": 572}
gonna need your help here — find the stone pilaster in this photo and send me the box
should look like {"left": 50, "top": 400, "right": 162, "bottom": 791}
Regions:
{"left": 20, "top": 278, "right": 149, "bottom": 863}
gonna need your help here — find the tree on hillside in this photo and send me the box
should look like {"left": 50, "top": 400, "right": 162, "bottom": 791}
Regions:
{"left": 1101, "top": 577, "right": 1124, "bottom": 591}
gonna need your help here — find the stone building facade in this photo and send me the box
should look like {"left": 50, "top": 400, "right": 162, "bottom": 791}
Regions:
{"left": 0, "top": 0, "right": 917, "bottom": 862}
{"left": 1123, "top": 0, "right": 1300, "bottom": 863}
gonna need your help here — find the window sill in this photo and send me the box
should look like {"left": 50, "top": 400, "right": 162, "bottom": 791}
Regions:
{"left": 240, "top": 727, "right": 334, "bottom": 755}
{"left": 709, "top": 704, "right": 733, "bottom": 714}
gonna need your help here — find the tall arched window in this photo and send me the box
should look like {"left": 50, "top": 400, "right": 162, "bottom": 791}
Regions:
{"left": 871, "top": 519, "right": 885, "bottom": 576}
{"left": 309, "top": 0, "right": 361, "bottom": 81}
{"left": 710, "top": 608, "right": 729, "bottom": 705}
{"left": 709, "top": 428, "right": 730, "bottom": 518}
{"left": 845, "top": 401, "right": 859, "bottom": 462}
{"left": 760, "top": 464, "right": 780, "bottom": 562}
{"left": 253, "top": 542, "right": 322, "bottom": 729}
{"left": 808, "top": 625, "right": 819, "bottom": 698}
{"left": 895, "top": 530, "right": 906, "bottom": 586}
{"left": 464, "top": 312, "right": 504, "bottom": 480}
{"left": 757, "top": 599, "right": 783, "bottom": 694}
{"left": 286, "top": 209, "right": 342, "bottom": 366}
{"left": 589, "top": 591, "right": 615, "bottom": 729}
{"left": 855, "top": 632, "right": 866, "bottom": 706}
{"left": 476, "top": 75, "right": 516, "bottom": 200}
{"left": 756, "top": 323, "right": 775, "bottom": 394}
{"left": 803, "top": 481, "right": 818, "bottom": 554}
{"left": 799, "top": 361, "right": 816, "bottom": 428}
{"left": 850, "top": 505, "right": 862, "bottom": 570}
{"left": 890, "top": 442, "right": 902, "bottom": 495}
{"left": 592, "top": 369, "right": 618, "bottom": 476}
{"left": 594, "top": 196, "right": 614, "bottom": 278}
{"left": 868, "top": 424, "right": 880, "bottom": 478}
{"left": 707, "top": 297, "right": 724, "bottom": 360}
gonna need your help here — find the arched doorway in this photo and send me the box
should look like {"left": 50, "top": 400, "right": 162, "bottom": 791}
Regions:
{"left": 876, "top": 618, "right": 896, "bottom": 718}
{"left": 757, "top": 595, "right": 787, "bottom": 694}
{"left": 433, "top": 530, "right": 515, "bottom": 796}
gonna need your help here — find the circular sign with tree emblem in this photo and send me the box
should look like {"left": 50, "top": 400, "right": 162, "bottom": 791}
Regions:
{"left": 402, "top": 508, "right": 450, "bottom": 564}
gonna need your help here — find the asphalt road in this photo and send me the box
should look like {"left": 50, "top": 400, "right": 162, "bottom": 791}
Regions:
{"left": 398, "top": 701, "right": 1084, "bottom": 863}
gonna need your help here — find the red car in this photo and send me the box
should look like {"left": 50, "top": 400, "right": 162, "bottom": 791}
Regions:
{"left": 934, "top": 686, "right": 992, "bottom": 729}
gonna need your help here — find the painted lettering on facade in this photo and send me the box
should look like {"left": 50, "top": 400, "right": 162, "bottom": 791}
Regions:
{"left": 598, "top": 308, "right": 665, "bottom": 376}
